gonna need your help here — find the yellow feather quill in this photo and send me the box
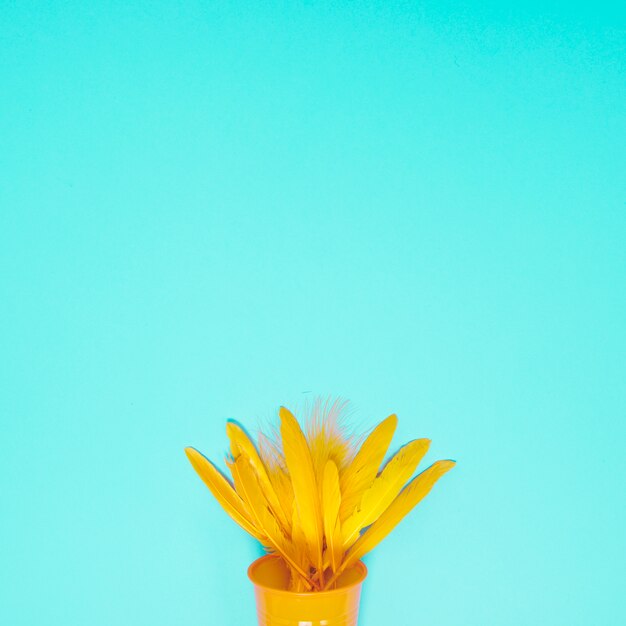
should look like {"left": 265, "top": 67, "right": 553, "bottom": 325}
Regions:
{"left": 322, "top": 460, "right": 343, "bottom": 574}
{"left": 341, "top": 438, "right": 431, "bottom": 549}
{"left": 184, "top": 447, "right": 262, "bottom": 540}
{"left": 279, "top": 406, "right": 325, "bottom": 583}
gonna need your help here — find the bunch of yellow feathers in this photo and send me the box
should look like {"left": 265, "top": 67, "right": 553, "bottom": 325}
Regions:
{"left": 185, "top": 399, "right": 455, "bottom": 592}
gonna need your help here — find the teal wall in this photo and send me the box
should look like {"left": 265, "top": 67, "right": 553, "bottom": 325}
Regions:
{"left": 1, "top": 2, "right": 624, "bottom": 625}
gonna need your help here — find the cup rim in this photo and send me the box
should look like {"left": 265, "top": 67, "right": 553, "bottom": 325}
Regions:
{"left": 247, "top": 554, "right": 367, "bottom": 597}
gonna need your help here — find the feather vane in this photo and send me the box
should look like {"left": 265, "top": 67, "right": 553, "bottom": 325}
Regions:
{"left": 322, "top": 460, "right": 343, "bottom": 574}
{"left": 341, "top": 438, "right": 431, "bottom": 549}
{"left": 184, "top": 447, "right": 261, "bottom": 540}
{"left": 339, "top": 414, "right": 397, "bottom": 521}
{"left": 279, "top": 406, "right": 325, "bottom": 581}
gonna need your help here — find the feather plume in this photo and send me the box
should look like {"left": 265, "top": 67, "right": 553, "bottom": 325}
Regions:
{"left": 327, "top": 459, "right": 455, "bottom": 588}
{"left": 339, "top": 414, "right": 397, "bottom": 521}
{"left": 306, "top": 398, "right": 352, "bottom": 484}
{"left": 184, "top": 447, "right": 261, "bottom": 540}
{"left": 322, "top": 460, "right": 343, "bottom": 574}
{"left": 341, "top": 438, "right": 431, "bottom": 549}
{"left": 257, "top": 432, "right": 286, "bottom": 470}
{"left": 279, "top": 406, "right": 325, "bottom": 582}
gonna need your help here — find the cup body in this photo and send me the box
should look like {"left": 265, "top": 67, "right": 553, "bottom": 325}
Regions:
{"left": 248, "top": 555, "right": 367, "bottom": 626}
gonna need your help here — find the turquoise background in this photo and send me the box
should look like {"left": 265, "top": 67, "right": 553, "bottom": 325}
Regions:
{"left": 1, "top": 2, "right": 624, "bottom": 625}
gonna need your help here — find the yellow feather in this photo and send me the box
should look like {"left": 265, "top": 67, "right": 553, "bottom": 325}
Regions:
{"left": 279, "top": 406, "right": 325, "bottom": 581}
{"left": 322, "top": 460, "right": 343, "bottom": 574}
{"left": 184, "top": 447, "right": 262, "bottom": 541}
{"left": 339, "top": 414, "right": 397, "bottom": 521}
{"left": 328, "top": 459, "right": 456, "bottom": 588}
{"left": 230, "top": 454, "right": 315, "bottom": 590}
{"left": 226, "top": 422, "right": 291, "bottom": 532}
{"left": 342, "top": 438, "right": 430, "bottom": 548}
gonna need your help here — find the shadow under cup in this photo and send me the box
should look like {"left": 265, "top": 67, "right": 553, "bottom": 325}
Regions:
{"left": 248, "top": 555, "right": 368, "bottom": 626}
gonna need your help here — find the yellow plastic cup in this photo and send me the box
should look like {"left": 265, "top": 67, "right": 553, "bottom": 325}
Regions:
{"left": 248, "top": 555, "right": 367, "bottom": 626}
